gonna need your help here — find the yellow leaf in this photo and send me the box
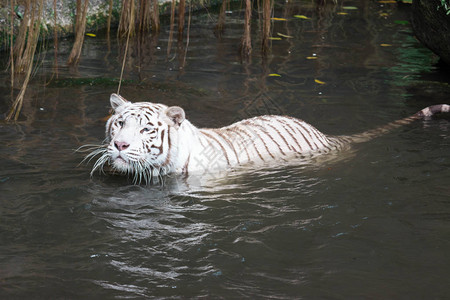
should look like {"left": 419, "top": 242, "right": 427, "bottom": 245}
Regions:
{"left": 315, "top": 79, "right": 326, "bottom": 84}
{"left": 86, "top": 33, "right": 96, "bottom": 37}
{"left": 337, "top": 12, "right": 348, "bottom": 15}
{"left": 380, "top": 43, "right": 392, "bottom": 47}
{"left": 306, "top": 56, "right": 318, "bottom": 60}
{"left": 294, "top": 15, "right": 310, "bottom": 20}
{"left": 277, "top": 32, "right": 293, "bottom": 38}
{"left": 271, "top": 17, "right": 288, "bottom": 21}
{"left": 269, "top": 37, "right": 282, "bottom": 40}
{"left": 379, "top": 0, "right": 396, "bottom": 3}
{"left": 269, "top": 73, "right": 282, "bottom": 77}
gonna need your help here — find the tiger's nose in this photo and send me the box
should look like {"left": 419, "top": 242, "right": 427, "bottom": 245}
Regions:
{"left": 114, "top": 141, "right": 130, "bottom": 151}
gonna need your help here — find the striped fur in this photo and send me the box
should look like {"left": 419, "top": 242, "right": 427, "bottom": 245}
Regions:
{"left": 85, "top": 94, "right": 449, "bottom": 184}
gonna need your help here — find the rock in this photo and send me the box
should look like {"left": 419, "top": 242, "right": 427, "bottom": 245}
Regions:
{"left": 411, "top": 0, "right": 450, "bottom": 65}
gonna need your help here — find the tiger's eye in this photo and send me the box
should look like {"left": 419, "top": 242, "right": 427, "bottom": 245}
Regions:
{"left": 140, "top": 127, "right": 154, "bottom": 134}
{"left": 118, "top": 121, "right": 124, "bottom": 127}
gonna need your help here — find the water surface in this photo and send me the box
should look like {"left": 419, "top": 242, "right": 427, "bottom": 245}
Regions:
{"left": 1, "top": 0, "right": 450, "bottom": 298}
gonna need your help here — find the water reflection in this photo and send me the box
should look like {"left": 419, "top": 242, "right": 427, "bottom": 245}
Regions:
{"left": 82, "top": 163, "right": 331, "bottom": 296}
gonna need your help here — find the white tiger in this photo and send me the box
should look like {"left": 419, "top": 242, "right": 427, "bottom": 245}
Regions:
{"left": 84, "top": 93, "right": 449, "bottom": 184}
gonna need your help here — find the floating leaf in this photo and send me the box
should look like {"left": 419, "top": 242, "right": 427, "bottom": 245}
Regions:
{"left": 294, "top": 15, "right": 310, "bottom": 19}
{"left": 306, "top": 56, "right": 318, "bottom": 60}
{"left": 401, "top": 0, "right": 412, "bottom": 3}
{"left": 315, "top": 79, "right": 326, "bottom": 84}
{"left": 277, "top": 32, "right": 293, "bottom": 38}
{"left": 86, "top": 33, "right": 96, "bottom": 37}
{"left": 271, "top": 17, "right": 288, "bottom": 21}
{"left": 343, "top": 6, "right": 358, "bottom": 10}
{"left": 337, "top": 12, "right": 348, "bottom": 15}
{"left": 269, "top": 37, "right": 283, "bottom": 40}
{"left": 380, "top": 43, "right": 392, "bottom": 47}
{"left": 269, "top": 73, "right": 282, "bottom": 77}
{"left": 379, "top": 12, "right": 389, "bottom": 17}
{"left": 378, "top": 0, "right": 396, "bottom": 3}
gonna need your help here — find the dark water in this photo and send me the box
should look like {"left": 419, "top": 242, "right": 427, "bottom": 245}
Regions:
{"left": 1, "top": 0, "right": 450, "bottom": 298}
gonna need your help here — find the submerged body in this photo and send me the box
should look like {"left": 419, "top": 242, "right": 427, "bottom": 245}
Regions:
{"left": 85, "top": 94, "right": 449, "bottom": 183}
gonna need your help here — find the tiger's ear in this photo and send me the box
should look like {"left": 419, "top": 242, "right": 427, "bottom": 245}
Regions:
{"left": 110, "top": 93, "right": 129, "bottom": 112}
{"left": 164, "top": 106, "right": 185, "bottom": 128}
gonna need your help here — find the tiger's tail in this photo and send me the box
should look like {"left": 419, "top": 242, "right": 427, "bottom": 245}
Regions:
{"left": 344, "top": 104, "right": 450, "bottom": 144}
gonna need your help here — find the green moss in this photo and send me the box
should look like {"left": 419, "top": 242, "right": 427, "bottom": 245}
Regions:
{"left": 47, "top": 77, "right": 209, "bottom": 97}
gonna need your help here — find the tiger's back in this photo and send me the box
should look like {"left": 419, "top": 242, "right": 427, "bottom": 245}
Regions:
{"left": 188, "top": 115, "right": 346, "bottom": 173}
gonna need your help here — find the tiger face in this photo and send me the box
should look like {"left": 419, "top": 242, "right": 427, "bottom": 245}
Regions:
{"left": 103, "top": 94, "right": 185, "bottom": 179}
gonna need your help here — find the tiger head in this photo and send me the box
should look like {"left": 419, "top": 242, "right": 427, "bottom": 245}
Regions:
{"left": 90, "top": 94, "right": 185, "bottom": 183}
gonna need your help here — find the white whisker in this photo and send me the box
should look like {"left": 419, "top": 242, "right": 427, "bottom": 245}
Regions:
{"left": 77, "top": 144, "right": 108, "bottom": 170}
{"left": 90, "top": 152, "right": 109, "bottom": 176}
{"left": 76, "top": 144, "right": 105, "bottom": 153}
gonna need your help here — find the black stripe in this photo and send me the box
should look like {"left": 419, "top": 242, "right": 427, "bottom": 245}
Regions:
{"left": 266, "top": 123, "right": 292, "bottom": 152}
{"left": 308, "top": 126, "right": 333, "bottom": 151}
{"left": 200, "top": 130, "right": 231, "bottom": 166}
{"left": 251, "top": 123, "right": 286, "bottom": 156}
{"left": 245, "top": 124, "right": 275, "bottom": 159}
{"left": 213, "top": 129, "right": 241, "bottom": 164}
{"left": 234, "top": 127, "right": 265, "bottom": 161}
{"left": 297, "top": 122, "right": 321, "bottom": 150}
{"left": 228, "top": 127, "right": 251, "bottom": 162}
{"left": 290, "top": 117, "right": 326, "bottom": 150}
{"left": 277, "top": 118, "right": 303, "bottom": 152}
{"left": 286, "top": 118, "right": 314, "bottom": 150}
{"left": 141, "top": 105, "right": 155, "bottom": 113}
